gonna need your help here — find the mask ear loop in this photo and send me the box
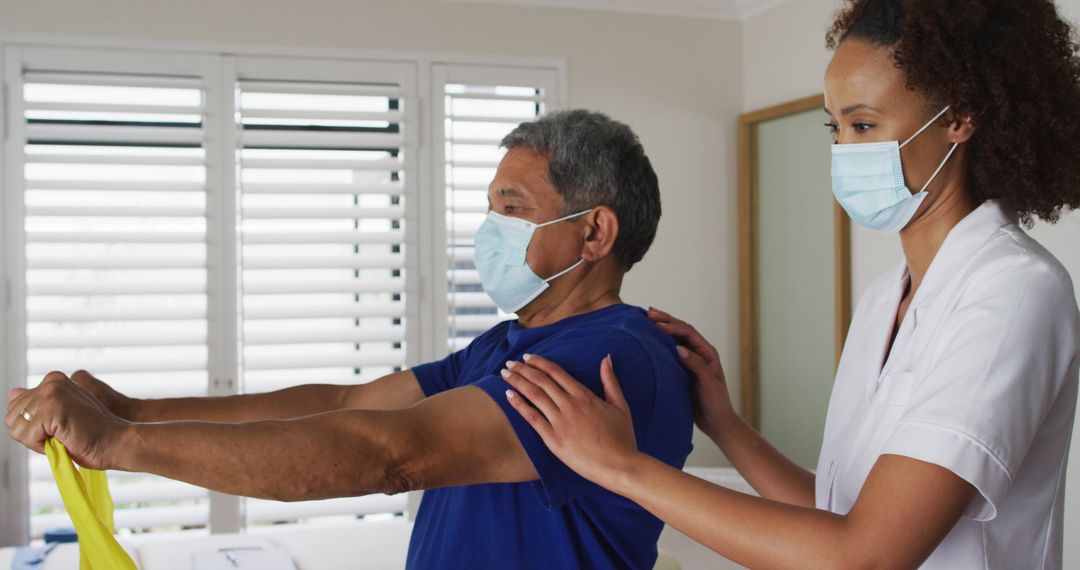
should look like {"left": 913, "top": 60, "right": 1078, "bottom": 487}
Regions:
{"left": 535, "top": 208, "right": 594, "bottom": 228}
{"left": 535, "top": 208, "right": 594, "bottom": 282}
{"left": 899, "top": 105, "right": 952, "bottom": 149}
{"left": 898, "top": 105, "right": 958, "bottom": 194}
{"left": 542, "top": 257, "right": 586, "bottom": 284}
{"left": 917, "top": 142, "right": 959, "bottom": 193}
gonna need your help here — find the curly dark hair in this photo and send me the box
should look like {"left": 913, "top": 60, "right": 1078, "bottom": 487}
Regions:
{"left": 827, "top": 0, "right": 1080, "bottom": 225}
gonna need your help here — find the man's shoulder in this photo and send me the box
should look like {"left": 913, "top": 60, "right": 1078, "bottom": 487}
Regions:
{"left": 469, "top": 318, "right": 515, "bottom": 344}
{"left": 537, "top": 306, "right": 682, "bottom": 373}
{"left": 546, "top": 304, "right": 661, "bottom": 341}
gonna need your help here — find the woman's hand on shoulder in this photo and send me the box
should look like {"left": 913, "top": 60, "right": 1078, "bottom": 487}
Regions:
{"left": 647, "top": 307, "right": 736, "bottom": 441}
{"left": 502, "top": 354, "right": 642, "bottom": 487}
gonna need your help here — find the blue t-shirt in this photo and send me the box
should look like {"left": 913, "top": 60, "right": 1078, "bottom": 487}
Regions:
{"left": 406, "top": 303, "right": 694, "bottom": 570}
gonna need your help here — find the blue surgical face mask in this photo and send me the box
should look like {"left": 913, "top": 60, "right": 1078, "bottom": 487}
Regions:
{"left": 831, "top": 105, "right": 959, "bottom": 232}
{"left": 473, "top": 209, "right": 592, "bottom": 314}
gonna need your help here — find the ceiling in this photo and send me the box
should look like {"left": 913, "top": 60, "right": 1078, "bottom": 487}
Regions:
{"left": 425, "top": 0, "right": 793, "bottom": 20}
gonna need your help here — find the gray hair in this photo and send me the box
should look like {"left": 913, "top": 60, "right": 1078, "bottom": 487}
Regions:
{"left": 500, "top": 109, "right": 661, "bottom": 271}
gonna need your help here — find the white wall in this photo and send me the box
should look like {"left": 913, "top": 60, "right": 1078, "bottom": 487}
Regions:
{"left": 741, "top": 1, "right": 1080, "bottom": 567}
{"left": 0, "top": 0, "right": 742, "bottom": 466}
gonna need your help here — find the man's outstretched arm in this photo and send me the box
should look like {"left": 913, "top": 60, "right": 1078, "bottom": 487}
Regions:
{"left": 6, "top": 374, "right": 536, "bottom": 501}
{"left": 67, "top": 369, "right": 424, "bottom": 423}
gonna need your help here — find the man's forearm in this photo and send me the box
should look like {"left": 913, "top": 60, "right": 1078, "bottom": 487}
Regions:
{"left": 113, "top": 408, "right": 413, "bottom": 501}
{"left": 109, "top": 385, "right": 534, "bottom": 502}
{"left": 129, "top": 384, "right": 353, "bottom": 423}
{"left": 127, "top": 371, "right": 422, "bottom": 423}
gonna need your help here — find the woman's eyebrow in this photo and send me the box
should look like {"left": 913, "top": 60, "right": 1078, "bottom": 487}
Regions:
{"left": 823, "top": 103, "right": 882, "bottom": 116}
{"left": 841, "top": 103, "right": 882, "bottom": 115}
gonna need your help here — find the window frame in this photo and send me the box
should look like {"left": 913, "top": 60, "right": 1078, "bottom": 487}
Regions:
{"left": 0, "top": 35, "right": 566, "bottom": 547}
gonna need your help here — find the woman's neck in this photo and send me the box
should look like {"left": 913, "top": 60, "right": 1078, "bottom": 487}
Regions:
{"left": 898, "top": 184, "right": 977, "bottom": 295}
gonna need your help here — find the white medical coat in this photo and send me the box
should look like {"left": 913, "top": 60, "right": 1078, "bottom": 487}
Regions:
{"left": 815, "top": 200, "right": 1080, "bottom": 569}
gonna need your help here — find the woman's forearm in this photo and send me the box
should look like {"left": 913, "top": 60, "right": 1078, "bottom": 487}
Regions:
{"left": 708, "top": 415, "right": 816, "bottom": 507}
{"left": 608, "top": 453, "right": 848, "bottom": 569}
{"left": 500, "top": 353, "right": 970, "bottom": 569}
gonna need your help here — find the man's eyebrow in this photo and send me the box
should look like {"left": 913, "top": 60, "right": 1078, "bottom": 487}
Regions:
{"left": 824, "top": 103, "right": 882, "bottom": 117}
{"left": 497, "top": 187, "right": 527, "bottom": 199}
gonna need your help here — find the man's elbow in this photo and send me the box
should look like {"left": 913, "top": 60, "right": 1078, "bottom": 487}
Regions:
{"left": 268, "top": 456, "right": 416, "bottom": 502}
{"left": 371, "top": 423, "right": 428, "bottom": 496}
{"left": 274, "top": 422, "right": 424, "bottom": 501}
{"left": 382, "top": 456, "right": 422, "bottom": 496}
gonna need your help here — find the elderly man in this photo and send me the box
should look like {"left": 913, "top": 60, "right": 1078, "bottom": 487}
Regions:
{"left": 6, "top": 110, "right": 694, "bottom": 569}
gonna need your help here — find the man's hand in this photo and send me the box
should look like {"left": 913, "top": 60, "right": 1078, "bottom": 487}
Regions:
{"left": 70, "top": 370, "right": 138, "bottom": 420}
{"left": 5, "top": 372, "right": 129, "bottom": 470}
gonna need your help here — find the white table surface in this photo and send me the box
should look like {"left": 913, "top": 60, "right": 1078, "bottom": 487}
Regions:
{"left": 1, "top": 467, "right": 748, "bottom": 569}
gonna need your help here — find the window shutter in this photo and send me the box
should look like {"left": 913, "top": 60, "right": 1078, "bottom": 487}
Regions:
{"left": 231, "top": 58, "right": 418, "bottom": 525}
{"left": 434, "top": 65, "right": 561, "bottom": 352}
{"left": 9, "top": 49, "right": 216, "bottom": 535}
{"left": 4, "top": 46, "right": 564, "bottom": 540}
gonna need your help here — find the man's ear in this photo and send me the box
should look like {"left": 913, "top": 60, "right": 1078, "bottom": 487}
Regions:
{"left": 581, "top": 205, "right": 619, "bottom": 263}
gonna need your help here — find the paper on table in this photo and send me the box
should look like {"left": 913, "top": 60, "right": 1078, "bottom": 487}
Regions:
{"left": 192, "top": 547, "right": 297, "bottom": 570}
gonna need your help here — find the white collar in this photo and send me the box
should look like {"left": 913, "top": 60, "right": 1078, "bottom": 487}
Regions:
{"left": 900, "top": 200, "right": 1017, "bottom": 310}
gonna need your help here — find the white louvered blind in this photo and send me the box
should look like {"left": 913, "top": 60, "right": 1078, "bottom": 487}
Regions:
{"left": 234, "top": 69, "right": 414, "bottom": 526}
{"left": 437, "top": 68, "right": 559, "bottom": 352}
{"left": 16, "top": 68, "right": 214, "bottom": 535}
{"left": 5, "top": 47, "right": 564, "bottom": 542}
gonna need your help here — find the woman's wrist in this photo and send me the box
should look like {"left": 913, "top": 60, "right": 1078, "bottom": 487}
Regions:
{"left": 601, "top": 450, "right": 653, "bottom": 496}
{"left": 703, "top": 410, "right": 746, "bottom": 451}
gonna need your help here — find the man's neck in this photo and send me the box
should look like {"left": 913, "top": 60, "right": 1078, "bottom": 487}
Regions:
{"left": 515, "top": 265, "right": 624, "bottom": 328}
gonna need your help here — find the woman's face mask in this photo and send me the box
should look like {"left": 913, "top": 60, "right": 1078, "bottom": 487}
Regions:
{"left": 830, "top": 105, "right": 959, "bottom": 233}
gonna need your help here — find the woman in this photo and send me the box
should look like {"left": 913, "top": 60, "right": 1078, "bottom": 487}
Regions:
{"left": 501, "top": 0, "right": 1080, "bottom": 567}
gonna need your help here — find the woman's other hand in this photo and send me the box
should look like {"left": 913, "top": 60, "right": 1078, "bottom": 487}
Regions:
{"left": 648, "top": 307, "right": 736, "bottom": 441}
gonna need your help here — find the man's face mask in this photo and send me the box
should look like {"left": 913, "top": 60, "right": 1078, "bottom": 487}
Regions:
{"left": 472, "top": 209, "right": 592, "bottom": 313}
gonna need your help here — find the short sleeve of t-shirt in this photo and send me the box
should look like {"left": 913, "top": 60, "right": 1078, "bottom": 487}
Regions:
{"left": 411, "top": 324, "right": 507, "bottom": 396}
{"left": 411, "top": 349, "right": 464, "bottom": 397}
{"left": 472, "top": 331, "right": 659, "bottom": 509}
{"left": 880, "top": 259, "right": 1080, "bottom": 521}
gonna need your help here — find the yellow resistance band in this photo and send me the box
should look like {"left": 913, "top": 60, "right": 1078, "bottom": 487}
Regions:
{"left": 44, "top": 438, "right": 137, "bottom": 570}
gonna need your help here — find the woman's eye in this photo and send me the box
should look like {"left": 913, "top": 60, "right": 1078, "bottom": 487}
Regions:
{"left": 824, "top": 122, "right": 839, "bottom": 133}
{"left": 853, "top": 122, "right": 874, "bottom": 133}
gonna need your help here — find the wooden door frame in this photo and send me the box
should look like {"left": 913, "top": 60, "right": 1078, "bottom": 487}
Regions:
{"left": 737, "top": 94, "right": 852, "bottom": 430}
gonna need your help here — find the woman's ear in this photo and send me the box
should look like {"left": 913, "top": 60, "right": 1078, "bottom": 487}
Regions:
{"left": 948, "top": 111, "right": 976, "bottom": 144}
{"left": 581, "top": 206, "right": 619, "bottom": 263}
